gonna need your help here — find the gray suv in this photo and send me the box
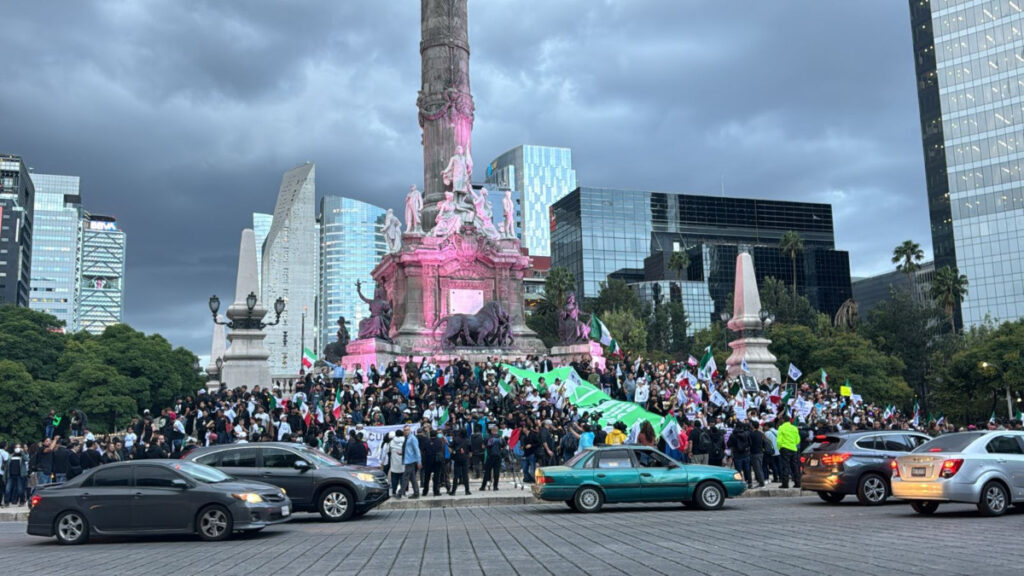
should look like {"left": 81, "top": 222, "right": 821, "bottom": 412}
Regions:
{"left": 183, "top": 443, "right": 389, "bottom": 521}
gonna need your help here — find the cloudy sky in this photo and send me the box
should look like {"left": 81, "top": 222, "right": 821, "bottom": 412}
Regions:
{"left": 2, "top": 1, "right": 928, "bottom": 355}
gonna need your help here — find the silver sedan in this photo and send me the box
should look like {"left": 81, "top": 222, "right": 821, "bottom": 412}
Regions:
{"left": 891, "top": 430, "right": 1024, "bottom": 517}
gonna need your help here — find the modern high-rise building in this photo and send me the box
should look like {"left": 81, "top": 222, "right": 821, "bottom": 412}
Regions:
{"left": 29, "top": 174, "right": 82, "bottom": 330}
{"left": 551, "top": 188, "right": 852, "bottom": 329}
{"left": 78, "top": 213, "right": 126, "bottom": 334}
{"left": 485, "top": 145, "right": 576, "bottom": 257}
{"left": 317, "top": 196, "right": 386, "bottom": 349}
{"left": 852, "top": 260, "right": 936, "bottom": 317}
{"left": 910, "top": 0, "right": 1024, "bottom": 327}
{"left": 262, "top": 163, "right": 317, "bottom": 375}
{"left": 252, "top": 212, "right": 273, "bottom": 289}
{"left": 0, "top": 154, "right": 34, "bottom": 307}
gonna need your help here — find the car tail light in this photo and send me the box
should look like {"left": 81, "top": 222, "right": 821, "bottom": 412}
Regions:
{"left": 534, "top": 471, "right": 554, "bottom": 485}
{"left": 820, "top": 453, "right": 851, "bottom": 467}
{"left": 815, "top": 435, "right": 827, "bottom": 441}
{"left": 939, "top": 459, "right": 964, "bottom": 479}
{"left": 890, "top": 459, "right": 900, "bottom": 478}
{"left": 179, "top": 448, "right": 195, "bottom": 459}
{"left": 30, "top": 495, "right": 42, "bottom": 509}
{"left": 800, "top": 456, "right": 806, "bottom": 464}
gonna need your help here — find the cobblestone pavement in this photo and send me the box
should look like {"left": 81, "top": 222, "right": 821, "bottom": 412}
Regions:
{"left": 0, "top": 497, "right": 1018, "bottom": 575}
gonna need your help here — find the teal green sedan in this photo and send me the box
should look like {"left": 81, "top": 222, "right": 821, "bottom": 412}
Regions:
{"left": 532, "top": 446, "right": 747, "bottom": 512}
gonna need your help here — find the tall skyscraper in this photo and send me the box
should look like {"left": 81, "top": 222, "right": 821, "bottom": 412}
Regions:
{"left": 29, "top": 174, "right": 82, "bottom": 330}
{"left": 0, "top": 154, "right": 34, "bottom": 307}
{"left": 486, "top": 145, "right": 576, "bottom": 256}
{"left": 252, "top": 212, "right": 273, "bottom": 289}
{"left": 318, "top": 196, "right": 386, "bottom": 349}
{"left": 78, "top": 213, "right": 126, "bottom": 334}
{"left": 262, "top": 163, "right": 316, "bottom": 375}
{"left": 910, "top": 1, "right": 1024, "bottom": 327}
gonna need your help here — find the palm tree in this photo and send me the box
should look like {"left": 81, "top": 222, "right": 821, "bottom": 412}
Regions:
{"left": 930, "top": 266, "right": 968, "bottom": 334}
{"left": 668, "top": 250, "right": 690, "bottom": 281}
{"left": 778, "top": 231, "right": 804, "bottom": 295}
{"left": 892, "top": 240, "right": 925, "bottom": 300}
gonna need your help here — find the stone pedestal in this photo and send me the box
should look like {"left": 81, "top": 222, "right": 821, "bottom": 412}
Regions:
{"left": 725, "top": 250, "right": 781, "bottom": 383}
{"left": 550, "top": 341, "right": 606, "bottom": 372}
{"left": 220, "top": 229, "right": 275, "bottom": 391}
{"left": 340, "top": 338, "right": 404, "bottom": 372}
{"left": 367, "top": 229, "right": 546, "bottom": 359}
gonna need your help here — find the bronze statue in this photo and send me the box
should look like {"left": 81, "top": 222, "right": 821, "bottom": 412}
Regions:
{"left": 321, "top": 317, "right": 351, "bottom": 363}
{"left": 433, "top": 301, "right": 511, "bottom": 348}
{"left": 557, "top": 291, "right": 591, "bottom": 345}
{"left": 356, "top": 279, "right": 393, "bottom": 342}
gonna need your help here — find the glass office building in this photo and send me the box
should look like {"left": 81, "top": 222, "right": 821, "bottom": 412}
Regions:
{"left": 910, "top": 0, "right": 1024, "bottom": 327}
{"left": 253, "top": 212, "right": 273, "bottom": 290}
{"left": 29, "top": 174, "right": 82, "bottom": 330}
{"left": 0, "top": 154, "right": 34, "bottom": 307}
{"left": 318, "top": 196, "right": 386, "bottom": 349}
{"left": 485, "top": 145, "right": 576, "bottom": 257}
{"left": 551, "top": 187, "right": 852, "bottom": 328}
{"left": 78, "top": 214, "right": 126, "bottom": 334}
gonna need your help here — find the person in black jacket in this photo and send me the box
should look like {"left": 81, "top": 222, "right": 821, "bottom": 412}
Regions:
{"left": 748, "top": 420, "right": 767, "bottom": 488}
{"left": 421, "top": 430, "right": 444, "bottom": 496}
{"left": 708, "top": 426, "right": 726, "bottom": 467}
{"left": 448, "top": 429, "right": 471, "bottom": 495}
{"left": 344, "top": 430, "right": 368, "bottom": 466}
{"left": 728, "top": 422, "right": 753, "bottom": 488}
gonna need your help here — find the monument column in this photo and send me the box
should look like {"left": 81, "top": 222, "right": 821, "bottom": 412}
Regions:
{"left": 418, "top": 0, "right": 474, "bottom": 231}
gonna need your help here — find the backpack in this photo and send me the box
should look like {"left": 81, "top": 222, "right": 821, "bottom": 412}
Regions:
{"left": 560, "top": 432, "right": 578, "bottom": 456}
{"left": 488, "top": 438, "right": 503, "bottom": 459}
{"left": 733, "top": 431, "right": 750, "bottom": 453}
{"left": 696, "top": 429, "right": 712, "bottom": 453}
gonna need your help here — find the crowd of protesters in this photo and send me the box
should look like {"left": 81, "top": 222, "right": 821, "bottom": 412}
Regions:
{"left": 2, "top": 352, "right": 1021, "bottom": 507}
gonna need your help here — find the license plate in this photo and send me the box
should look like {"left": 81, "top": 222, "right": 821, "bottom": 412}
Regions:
{"left": 281, "top": 505, "right": 290, "bottom": 516}
{"left": 809, "top": 458, "right": 819, "bottom": 467}
{"left": 911, "top": 467, "right": 926, "bottom": 477}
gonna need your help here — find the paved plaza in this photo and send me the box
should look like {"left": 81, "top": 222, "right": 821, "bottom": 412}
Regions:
{"left": 0, "top": 496, "right": 1017, "bottom": 575}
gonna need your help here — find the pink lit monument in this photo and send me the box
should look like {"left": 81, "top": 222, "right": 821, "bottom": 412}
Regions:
{"left": 724, "top": 249, "right": 781, "bottom": 382}
{"left": 341, "top": 0, "right": 546, "bottom": 370}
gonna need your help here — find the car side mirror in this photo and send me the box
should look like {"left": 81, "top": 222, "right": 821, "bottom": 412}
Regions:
{"left": 294, "top": 460, "right": 311, "bottom": 471}
{"left": 171, "top": 479, "right": 189, "bottom": 489}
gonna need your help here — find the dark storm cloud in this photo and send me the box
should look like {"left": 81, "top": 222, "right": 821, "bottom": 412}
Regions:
{"left": 0, "top": 1, "right": 929, "bottom": 354}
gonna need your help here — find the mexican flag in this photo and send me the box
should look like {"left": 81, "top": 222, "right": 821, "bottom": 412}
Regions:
{"left": 697, "top": 346, "right": 717, "bottom": 382}
{"left": 912, "top": 402, "right": 920, "bottom": 427}
{"left": 332, "top": 387, "right": 343, "bottom": 420}
{"left": 315, "top": 403, "right": 325, "bottom": 424}
{"left": 589, "top": 314, "right": 620, "bottom": 354}
{"left": 883, "top": 405, "right": 893, "bottom": 420}
{"left": 989, "top": 411, "right": 996, "bottom": 425}
{"left": 1015, "top": 408, "right": 1023, "bottom": 422}
{"left": 302, "top": 347, "right": 317, "bottom": 369}
{"left": 820, "top": 369, "right": 828, "bottom": 388}
{"left": 299, "top": 400, "right": 311, "bottom": 427}
{"left": 437, "top": 406, "right": 450, "bottom": 428}
{"left": 270, "top": 395, "right": 288, "bottom": 412}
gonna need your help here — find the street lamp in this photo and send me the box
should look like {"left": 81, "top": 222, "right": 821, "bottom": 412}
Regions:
{"left": 208, "top": 292, "right": 285, "bottom": 330}
{"left": 980, "top": 361, "right": 1013, "bottom": 419}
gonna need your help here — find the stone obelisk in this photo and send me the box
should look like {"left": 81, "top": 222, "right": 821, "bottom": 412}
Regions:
{"left": 418, "top": 0, "right": 474, "bottom": 231}
{"left": 725, "top": 249, "right": 781, "bottom": 382}
{"left": 204, "top": 316, "right": 226, "bottom": 392}
{"left": 220, "top": 229, "right": 273, "bottom": 390}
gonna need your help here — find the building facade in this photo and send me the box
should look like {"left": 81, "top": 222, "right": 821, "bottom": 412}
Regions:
{"left": 29, "top": 174, "right": 82, "bottom": 330}
{"left": 485, "top": 145, "right": 576, "bottom": 257}
{"left": 551, "top": 187, "right": 852, "bottom": 329}
{"left": 852, "top": 260, "right": 936, "bottom": 317}
{"left": 910, "top": 0, "right": 1024, "bottom": 327}
{"left": 262, "top": 163, "right": 317, "bottom": 375}
{"left": 253, "top": 212, "right": 273, "bottom": 289}
{"left": 317, "top": 196, "right": 386, "bottom": 349}
{"left": 0, "top": 155, "right": 34, "bottom": 307}
{"left": 78, "top": 214, "right": 126, "bottom": 334}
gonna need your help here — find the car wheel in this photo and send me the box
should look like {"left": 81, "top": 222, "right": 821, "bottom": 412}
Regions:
{"left": 856, "top": 474, "right": 889, "bottom": 506}
{"left": 817, "top": 491, "right": 845, "bottom": 503}
{"left": 318, "top": 487, "right": 356, "bottom": 522}
{"left": 197, "top": 505, "right": 233, "bottom": 541}
{"left": 565, "top": 499, "right": 578, "bottom": 511}
{"left": 977, "top": 481, "right": 1009, "bottom": 517}
{"left": 54, "top": 511, "right": 89, "bottom": 545}
{"left": 693, "top": 482, "right": 725, "bottom": 511}
{"left": 910, "top": 500, "right": 939, "bottom": 515}
{"left": 573, "top": 487, "right": 604, "bottom": 513}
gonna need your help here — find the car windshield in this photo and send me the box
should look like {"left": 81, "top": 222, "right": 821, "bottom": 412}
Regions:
{"left": 914, "top": 432, "right": 987, "bottom": 453}
{"left": 564, "top": 450, "right": 593, "bottom": 468}
{"left": 299, "top": 447, "right": 343, "bottom": 467}
{"left": 173, "top": 461, "right": 233, "bottom": 483}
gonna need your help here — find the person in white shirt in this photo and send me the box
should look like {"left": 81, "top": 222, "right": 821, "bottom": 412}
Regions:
{"left": 277, "top": 414, "right": 292, "bottom": 441}
{"left": 124, "top": 431, "right": 137, "bottom": 451}
{"left": 634, "top": 380, "right": 650, "bottom": 405}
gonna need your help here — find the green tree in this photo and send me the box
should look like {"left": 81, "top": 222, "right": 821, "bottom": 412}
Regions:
{"left": 944, "top": 319, "right": 1024, "bottom": 422}
{"left": 767, "top": 323, "right": 820, "bottom": 381}
{"left": 0, "top": 305, "right": 66, "bottom": 381}
{"left": 759, "top": 276, "right": 821, "bottom": 330}
{"left": 666, "top": 301, "right": 690, "bottom": 356}
{"left": 778, "top": 231, "right": 804, "bottom": 295}
{"left": 891, "top": 239, "right": 925, "bottom": 300}
{"left": 593, "top": 278, "right": 642, "bottom": 318}
{"left": 861, "top": 289, "right": 943, "bottom": 406}
{"left": 930, "top": 265, "right": 969, "bottom": 334}
{"left": 527, "top": 267, "right": 576, "bottom": 348}
{"left": 65, "top": 361, "right": 140, "bottom": 432}
{"left": 668, "top": 251, "right": 690, "bottom": 281}
{"left": 808, "top": 331, "right": 913, "bottom": 405}
{"left": 602, "top": 309, "right": 647, "bottom": 355}
{"left": 542, "top": 266, "right": 575, "bottom": 312}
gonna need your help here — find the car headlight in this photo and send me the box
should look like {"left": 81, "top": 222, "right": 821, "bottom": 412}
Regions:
{"left": 232, "top": 493, "right": 264, "bottom": 504}
{"left": 733, "top": 472, "right": 743, "bottom": 481}
{"left": 279, "top": 487, "right": 287, "bottom": 495}
{"left": 350, "top": 472, "right": 376, "bottom": 482}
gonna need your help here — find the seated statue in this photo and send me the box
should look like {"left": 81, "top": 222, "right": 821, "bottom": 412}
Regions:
{"left": 355, "top": 279, "right": 392, "bottom": 342}
{"left": 321, "top": 317, "right": 351, "bottom": 363}
{"left": 430, "top": 191, "right": 462, "bottom": 237}
{"left": 557, "top": 291, "right": 591, "bottom": 345}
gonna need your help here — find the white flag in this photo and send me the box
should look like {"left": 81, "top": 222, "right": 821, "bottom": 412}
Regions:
{"left": 787, "top": 363, "right": 802, "bottom": 381}
{"left": 660, "top": 419, "right": 681, "bottom": 450}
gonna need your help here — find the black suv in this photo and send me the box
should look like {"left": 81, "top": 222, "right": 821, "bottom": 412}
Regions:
{"left": 183, "top": 443, "right": 389, "bottom": 521}
{"left": 800, "top": 430, "right": 931, "bottom": 505}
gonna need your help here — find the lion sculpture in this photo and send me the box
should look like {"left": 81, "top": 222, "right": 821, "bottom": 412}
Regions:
{"left": 433, "top": 301, "right": 514, "bottom": 349}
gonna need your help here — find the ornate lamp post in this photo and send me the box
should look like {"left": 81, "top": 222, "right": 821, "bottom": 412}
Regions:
{"left": 209, "top": 292, "right": 285, "bottom": 330}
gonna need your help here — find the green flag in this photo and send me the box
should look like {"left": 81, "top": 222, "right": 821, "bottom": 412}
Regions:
{"left": 437, "top": 407, "right": 449, "bottom": 428}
